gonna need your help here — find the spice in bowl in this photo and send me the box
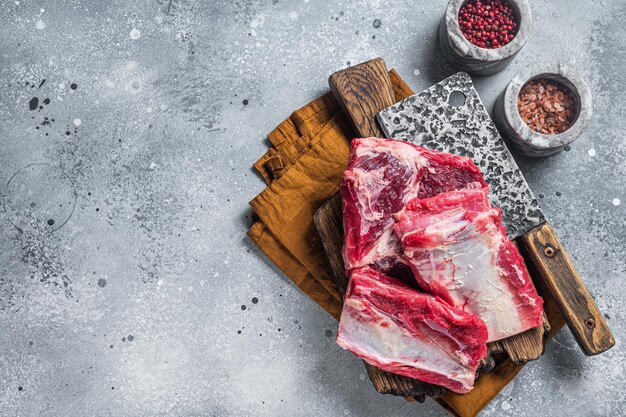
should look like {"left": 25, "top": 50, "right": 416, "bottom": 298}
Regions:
{"left": 458, "top": 0, "right": 518, "bottom": 49}
{"left": 517, "top": 80, "right": 576, "bottom": 135}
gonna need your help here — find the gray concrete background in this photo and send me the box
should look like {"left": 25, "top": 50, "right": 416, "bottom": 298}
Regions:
{"left": 0, "top": 0, "right": 624, "bottom": 416}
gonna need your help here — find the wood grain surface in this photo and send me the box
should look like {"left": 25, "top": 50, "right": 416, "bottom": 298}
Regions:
{"left": 328, "top": 57, "right": 395, "bottom": 138}
{"left": 519, "top": 222, "right": 615, "bottom": 355}
{"left": 313, "top": 195, "right": 348, "bottom": 299}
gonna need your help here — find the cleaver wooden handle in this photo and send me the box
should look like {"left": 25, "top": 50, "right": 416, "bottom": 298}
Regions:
{"left": 329, "top": 57, "right": 396, "bottom": 138}
{"left": 519, "top": 222, "right": 615, "bottom": 355}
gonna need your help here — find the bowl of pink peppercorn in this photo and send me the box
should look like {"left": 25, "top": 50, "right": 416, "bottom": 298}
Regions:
{"left": 438, "top": 0, "right": 532, "bottom": 76}
{"left": 493, "top": 62, "right": 593, "bottom": 157}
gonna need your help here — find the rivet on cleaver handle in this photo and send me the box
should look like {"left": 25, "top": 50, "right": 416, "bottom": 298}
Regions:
{"left": 519, "top": 223, "right": 615, "bottom": 355}
{"left": 328, "top": 57, "right": 396, "bottom": 138}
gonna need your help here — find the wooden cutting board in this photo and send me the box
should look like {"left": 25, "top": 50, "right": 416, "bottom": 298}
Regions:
{"left": 313, "top": 58, "right": 551, "bottom": 400}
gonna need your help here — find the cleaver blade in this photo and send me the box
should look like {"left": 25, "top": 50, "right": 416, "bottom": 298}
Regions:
{"left": 377, "top": 71, "right": 543, "bottom": 240}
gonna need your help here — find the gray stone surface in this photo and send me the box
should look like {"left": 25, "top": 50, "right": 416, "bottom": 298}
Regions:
{"left": 0, "top": 1, "right": 624, "bottom": 416}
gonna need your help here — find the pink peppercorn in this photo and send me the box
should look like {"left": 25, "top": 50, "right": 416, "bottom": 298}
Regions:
{"left": 458, "top": 0, "right": 518, "bottom": 49}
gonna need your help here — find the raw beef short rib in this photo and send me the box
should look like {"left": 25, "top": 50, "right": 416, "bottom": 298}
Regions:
{"left": 394, "top": 188, "right": 544, "bottom": 342}
{"left": 336, "top": 266, "right": 488, "bottom": 394}
{"left": 340, "top": 138, "right": 487, "bottom": 280}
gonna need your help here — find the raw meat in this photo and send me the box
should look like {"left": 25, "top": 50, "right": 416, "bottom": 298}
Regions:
{"left": 340, "top": 138, "right": 487, "bottom": 280}
{"left": 394, "top": 188, "right": 544, "bottom": 342}
{"left": 336, "top": 266, "right": 488, "bottom": 394}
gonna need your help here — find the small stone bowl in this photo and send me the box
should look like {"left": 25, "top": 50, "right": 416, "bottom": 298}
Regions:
{"left": 438, "top": 0, "right": 532, "bottom": 76}
{"left": 493, "top": 62, "right": 593, "bottom": 157}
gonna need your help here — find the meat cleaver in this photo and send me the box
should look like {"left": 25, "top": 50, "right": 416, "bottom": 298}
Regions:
{"left": 330, "top": 59, "right": 614, "bottom": 356}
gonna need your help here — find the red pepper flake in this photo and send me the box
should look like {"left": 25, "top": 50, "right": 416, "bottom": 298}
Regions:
{"left": 458, "top": 0, "right": 518, "bottom": 49}
{"left": 517, "top": 80, "right": 576, "bottom": 135}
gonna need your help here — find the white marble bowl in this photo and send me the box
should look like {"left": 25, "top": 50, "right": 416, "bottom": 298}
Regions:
{"left": 438, "top": 0, "right": 533, "bottom": 76}
{"left": 493, "top": 62, "right": 593, "bottom": 157}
